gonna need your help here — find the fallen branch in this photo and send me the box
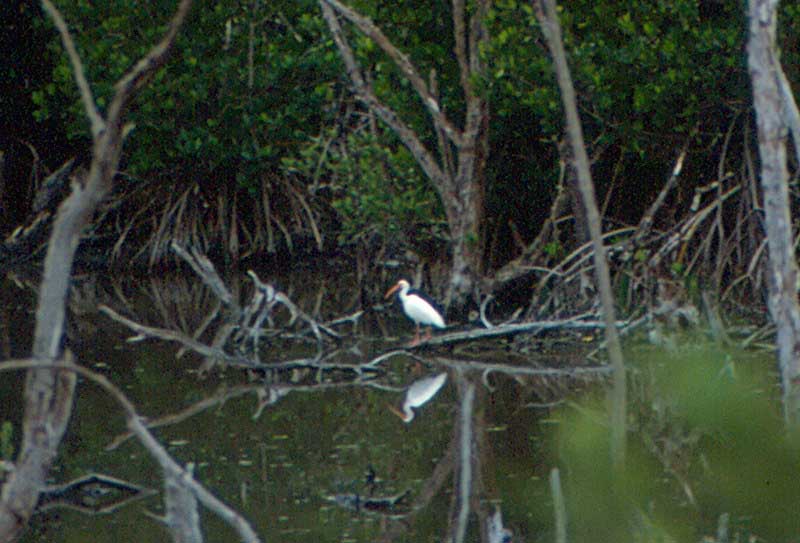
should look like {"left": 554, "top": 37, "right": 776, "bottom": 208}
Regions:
{"left": 246, "top": 270, "right": 340, "bottom": 342}
{"left": 99, "top": 305, "right": 266, "bottom": 369}
{"left": 99, "top": 304, "right": 360, "bottom": 372}
{"left": 405, "top": 315, "right": 627, "bottom": 347}
{"left": 0, "top": 357, "right": 261, "bottom": 543}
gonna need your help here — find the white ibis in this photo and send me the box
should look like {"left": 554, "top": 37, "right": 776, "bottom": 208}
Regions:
{"left": 384, "top": 279, "right": 445, "bottom": 346}
{"left": 388, "top": 372, "right": 448, "bottom": 423}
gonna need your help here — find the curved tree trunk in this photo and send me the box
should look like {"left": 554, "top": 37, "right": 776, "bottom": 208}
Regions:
{"left": 320, "top": 0, "right": 491, "bottom": 310}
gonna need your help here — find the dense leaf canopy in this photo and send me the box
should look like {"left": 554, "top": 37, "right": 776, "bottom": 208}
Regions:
{"left": 27, "top": 0, "right": 800, "bottom": 258}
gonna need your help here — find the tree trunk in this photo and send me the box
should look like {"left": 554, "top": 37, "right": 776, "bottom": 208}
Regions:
{"left": 0, "top": 2, "right": 192, "bottom": 539}
{"left": 445, "top": 193, "right": 482, "bottom": 308}
{"left": 747, "top": 0, "right": 800, "bottom": 425}
{"left": 534, "top": 0, "right": 627, "bottom": 468}
{"left": 320, "top": 0, "right": 491, "bottom": 309}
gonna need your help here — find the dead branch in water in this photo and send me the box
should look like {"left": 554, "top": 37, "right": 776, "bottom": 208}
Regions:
{"left": 409, "top": 315, "right": 626, "bottom": 347}
{"left": 99, "top": 304, "right": 347, "bottom": 371}
{"left": 0, "top": 357, "right": 261, "bottom": 543}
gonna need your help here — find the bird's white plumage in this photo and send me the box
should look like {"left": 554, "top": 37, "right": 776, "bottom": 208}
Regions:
{"left": 385, "top": 279, "right": 445, "bottom": 328}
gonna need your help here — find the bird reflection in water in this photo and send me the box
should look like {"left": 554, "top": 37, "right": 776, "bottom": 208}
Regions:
{"left": 388, "top": 372, "right": 448, "bottom": 423}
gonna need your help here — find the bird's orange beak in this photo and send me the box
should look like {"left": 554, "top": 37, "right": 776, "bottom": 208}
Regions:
{"left": 384, "top": 282, "right": 401, "bottom": 299}
{"left": 386, "top": 402, "right": 406, "bottom": 420}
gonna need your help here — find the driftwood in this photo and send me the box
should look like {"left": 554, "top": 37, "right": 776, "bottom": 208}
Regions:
{"left": 245, "top": 270, "right": 340, "bottom": 342}
{"left": 99, "top": 304, "right": 267, "bottom": 369}
{"left": 99, "top": 294, "right": 346, "bottom": 371}
{"left": 166, "top": 242, "right": 340, "bottom": 372}
{"left": 418, "top": 316, "right": 625, "bottom": 347}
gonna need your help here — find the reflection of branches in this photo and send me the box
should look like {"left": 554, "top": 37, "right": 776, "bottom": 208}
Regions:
{"left": 451, "top": 374, "right": 475, "bottom": 543}
{"left": 105, "top": 384, "right": 262, "bottom": 451}
{"left": 37, "top": 473, "right": 156, "bottom": 515}
{"left": 380, "top": 431, "right": 456, "bottom": 543}
{"left": 434, "top": 356, "right": 612, "bottom": 379}
{"left": 360, "top": 349, "right": 612, "bottom": 399}
{"left": 108, "top": 375, "right": 387, "bottom": 451}
{"left": 379, "top": 369, "right": 522, "bottom": 543}
{"left": 1, "top": 356, "right": 261, "bottom": 543}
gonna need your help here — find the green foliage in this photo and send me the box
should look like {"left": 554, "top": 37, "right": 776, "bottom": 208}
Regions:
{"left": 283, "top": 129, "right": 444, "bottom": 244}
{"left": 35, "top": 0, "right": 454, "bottom": 245}
{"left": 486, "top": 0, "right": 758, "bottom": 153}
{"left": 543, "top": 240, "right": 562, "bottom": 259}
{"left": 35, "top": 0, "right": 339, "bottom": 180}
{"left": 557, "top": 343, "right": 800, "bottom": 541}
{"left": 32, "top": 0, "right": 800, "bottom": 251}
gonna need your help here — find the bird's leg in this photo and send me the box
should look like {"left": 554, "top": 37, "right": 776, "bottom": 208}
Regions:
{"left": 409, "top": 324, "right": 421, "bottom": 347}
{"left": 424, "top": 327, "right": 433, "bottom": 342}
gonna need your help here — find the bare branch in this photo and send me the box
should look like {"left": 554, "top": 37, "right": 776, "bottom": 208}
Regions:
{"left": 635, "top": 139, "right": 690, "bottom": 242}
{"left": 98, "top": 304, "right": 266, "bottom": 369}
{"left": 40, "top": 0, "right": 105, "bottom": 137}
{"left": 107, "top": 0, "right": 193, "bottom": 124}
{"left": 321, "top": 0, "right": 464, "bottom": 146}
{"left": 318, "top": 1, "right": 448, "bottom": 189}
{"left": 451, "top": 0, "right": 471, "bottom": 97}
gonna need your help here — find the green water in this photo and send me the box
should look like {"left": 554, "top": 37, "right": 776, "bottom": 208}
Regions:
{"left": 2, "top": 270, "right": 552, "bottom": 542}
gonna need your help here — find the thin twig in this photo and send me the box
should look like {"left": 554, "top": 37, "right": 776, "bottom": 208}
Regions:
{"left": 39, "top": 0, "right": 105, "bottom": 137}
